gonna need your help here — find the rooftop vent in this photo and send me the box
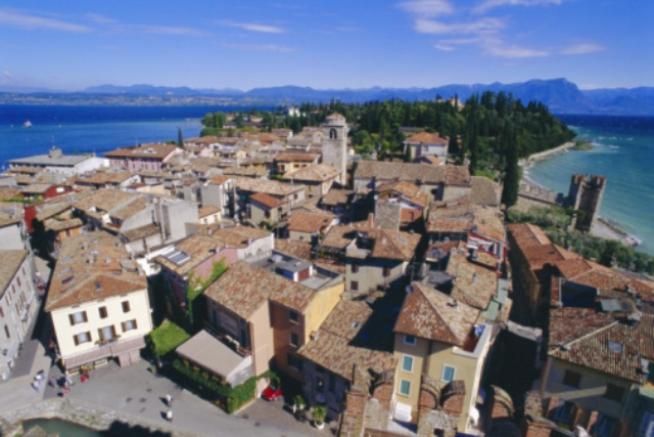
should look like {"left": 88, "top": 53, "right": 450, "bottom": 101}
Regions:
{"left": 608, "top": 341, "right": 623, "bottom": 354}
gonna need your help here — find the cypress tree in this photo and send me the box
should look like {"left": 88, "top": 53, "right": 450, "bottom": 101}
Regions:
{"left": 501, "top": 126, "right": 520, "bottom": 207}
{"left": 177, "top": 127, "right": 184, "bottom": 149}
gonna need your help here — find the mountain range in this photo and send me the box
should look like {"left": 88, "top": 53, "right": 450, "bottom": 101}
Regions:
{"left": 1, "top": 79, "right": 653, "bottom": 115}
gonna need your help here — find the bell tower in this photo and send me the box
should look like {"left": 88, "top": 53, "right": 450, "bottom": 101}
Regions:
{"left": 321, "top": 113, "right": 349, "bottom": 185}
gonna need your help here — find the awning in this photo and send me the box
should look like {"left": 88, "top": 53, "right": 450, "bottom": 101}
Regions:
{"left": 176, "top": 330, "right": 253, "bottom": 386}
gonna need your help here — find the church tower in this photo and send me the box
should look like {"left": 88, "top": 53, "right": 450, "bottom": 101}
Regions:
{"left": 321, "top": 113, "right": 349, "bottom": 185}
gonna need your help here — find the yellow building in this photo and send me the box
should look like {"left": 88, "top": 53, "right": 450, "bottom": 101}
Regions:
{"left": 392, "top": 282, "right": 494, "bottom": 434}
{"left": 46, "top": 232, "right": 153, "bottom": 374}
{"left": 204, "top": 250, "right": 344, "bottom": 385}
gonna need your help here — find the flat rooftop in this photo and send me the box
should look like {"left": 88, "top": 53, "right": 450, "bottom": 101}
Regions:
{"left": 252, "top": 250, "right": 341, "bottom": 290}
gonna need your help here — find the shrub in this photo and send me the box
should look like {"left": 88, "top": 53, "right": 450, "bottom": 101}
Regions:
{"left": 170, "top": 358, "right": 258, "bottom": 414}
{"left": 147, "top": 320, "right": 191, "bottom": 358}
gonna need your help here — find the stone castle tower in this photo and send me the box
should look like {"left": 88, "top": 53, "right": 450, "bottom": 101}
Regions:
{"left": 321, "top": 113, "right": 349, "bottom": 185}
{"left": 567, "top": 174, "right": 607, "bottom": 232}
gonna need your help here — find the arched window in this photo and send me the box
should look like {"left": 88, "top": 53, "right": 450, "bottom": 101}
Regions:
{"left": 329, "top": 128, "right": 337, "bottom": 140}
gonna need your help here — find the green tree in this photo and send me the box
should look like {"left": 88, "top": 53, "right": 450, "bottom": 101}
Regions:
{"left": 501, "top": 126, "right": 520, "bottom": 207}
{"left": 177, "top": 127, "right": 184, "bottom": 149}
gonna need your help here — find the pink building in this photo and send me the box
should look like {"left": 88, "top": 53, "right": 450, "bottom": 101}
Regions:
{"left": 105, "top": 143, "right": 180, "bottom": 172}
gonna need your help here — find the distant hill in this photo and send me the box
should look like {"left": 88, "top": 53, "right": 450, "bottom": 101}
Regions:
{"left": 1, "top": 79, "right": 653, "bottom": 115}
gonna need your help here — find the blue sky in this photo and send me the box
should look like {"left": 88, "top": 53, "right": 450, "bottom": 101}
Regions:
{"left": 0, "top": 0, "right": 651, "bottom": 90}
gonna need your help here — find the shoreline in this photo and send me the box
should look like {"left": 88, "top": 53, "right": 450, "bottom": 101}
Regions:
{"left": 519, "top": 142, "right": 644, "bottom": 249}
{"left": 520, "top": 141, "right": 575, "bottom": 168}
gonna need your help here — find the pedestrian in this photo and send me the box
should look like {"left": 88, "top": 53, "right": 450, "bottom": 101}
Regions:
{"left": 165, "top": 393, "right": 173, "bottom": 406}
{"left": 165, "top": 409, "right": 173, "bottom": 422}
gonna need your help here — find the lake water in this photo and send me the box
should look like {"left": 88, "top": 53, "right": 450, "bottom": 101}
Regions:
{"left": 0, "top": 104, "right": 250, "bottom": 167}
{"left": 527, "top": 115, "right": 654, "bottom": 255}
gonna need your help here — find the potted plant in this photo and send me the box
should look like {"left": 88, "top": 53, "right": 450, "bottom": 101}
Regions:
{"left": 311, "top": 405, "right": 327, "bottom": 430}
{"left": 292, "top": 394, "right": 306, "bottom": 415}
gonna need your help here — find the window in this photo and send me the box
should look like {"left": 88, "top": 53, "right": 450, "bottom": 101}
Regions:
{"left": 403, "top": 335, "right": 416, "bottom": 346}
{"left": 604, "top": 384, "right": 625, "bottom": 402}
{"left": 73, "top": 331, "right": 91, "bottom": 346}
{"left": 563, "top": 370, "right": 581, "bottom": 388}
{"left": 289, "top": 310, "right": 299, "bottom": 324}
{"left": 98, "top": 306, "right": 108, "bottom": 319}
{"left": 0, "top": 306, "right": 3, "bottom": 318}
{"left": 329, "top": 373, "right": 336, "bottom": 392}
{"left": 121, "top": 319, "right": 138, "bottom": 332}
{"left": 69, "top": 310, "right": 88, "bottom": 326}
{"left": 4, "top": 325, "right": 9, "bottom": 339}
{"left": 121, "top": 301, "right": 131, "bottom": 313}
{"left": 350, "top": 281, "right": 359, "bottom": 291}
{"left": 441, "top": 365, "right": 456, "bottom": 383}
{"left": 290, "top": 332, "right": 299, "bottom": 348}
{"left": 98, "top": 325, "right": 116, "bottom": 342}
{"left": 383, "top": 267, "right": 391, "bottom": 278}
{"left": 16, "top": 277, "right": 21, "bottom": 287}
{"left": 399, "top": 379, "right": 411, "bottom": 396}
{"left": 402, "top": 355, "right": 414, "bottom": 372}
{"left": 351, "top": 264, "right": 359, "bottom": 274}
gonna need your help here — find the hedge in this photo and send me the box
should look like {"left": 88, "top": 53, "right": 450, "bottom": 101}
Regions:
{"left": 171, "top": 358, "right": 256, "bottom": 413}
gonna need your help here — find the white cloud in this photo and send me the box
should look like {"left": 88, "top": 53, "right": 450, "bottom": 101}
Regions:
{"left": 415, "top": 17, "right": 503, "bottom": 34}
{"left": 398, "top": 0, "right": 454, "bottom": 17}
{"left": 140, "top": 25, "right": 209, "bottom": 37}
{"left": 219, "top": 20, "right": 285, "bottom": 34}
{"left": 483, "top": 39, "right": 549, "bottom": 58}
{"left": 222, "top": 43, "right": 294, "bottom": 53}
{"left": 561, "top": 42, "right": 604, "bottom": 55}
{"left": 85, "top": 13, "right": 116, "bottom": 25}
{"left": 0, "top": 8, "right": 91, "bottom": 32}
{"left": 473, "top": 0, "right": 563, "bottom": 14}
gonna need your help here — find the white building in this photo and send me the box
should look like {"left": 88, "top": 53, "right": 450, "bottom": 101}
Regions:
{"left": 9, "top": 147, "right": 108, "bottom": 176}
{"left": 0, "top": 250, "right": 38, "bottom": 380}
{"left": 45, "top": 232, "right": 153, "bottom": 373}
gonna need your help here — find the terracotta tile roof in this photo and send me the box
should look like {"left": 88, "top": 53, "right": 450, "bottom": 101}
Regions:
{"left": 120, "top": 223, "right": 160, "bottom": 242}
{"left": 73, "top": 189, "right": 138, "bottom": 215}
{"left": 394, "top": 282, "right": 480, "bottom": 346}
{"left": 321, "top": 222, "right": 421, "bottom": 261}
{"left": 111, "top": 196, "right": 149, "bottom": 221}
{"left": 274, "top": 152, "right": 320, "bottom": 163}
{"left": 377, "top": 180, "right": 430, "bottom": 209}
{"left": 549, "top": 320, "right": 645, "bottom": 383}
{"left": 548, "top": 307, "right": 614, "bottom": 347}
{"left": 287, "top": 210, "right": 334, "bottom": 234}
{"left": 198, "top": 205, "right": 220, "bottom": 218}
{"left": 205, "top": 261, "right": 314, "bottom": 318}
{"left": 274, "top": 239, "right": 346, "bottom": 274}
{"left": 427, "top": 198, "right": 474, "bottom": 234}
{"left": 0, "top": 250, "right": 27, "bottom": 297}
{"left": 105, "top": 143, "right": 178, "bottom": 160}
{"left": 249, "top": 192, "right": 283, "bottom": 209}
{"left": 320, "top": 189, "right": 352, "bottom": 206}
{"left": 44, "top": 217, "right": 83, "bottom": 232}
{"left": 234, "top": 177, "right": 303, "bottom": 197}
{"left": 446, "top": 248, "right": 497, "bottom": 311}
{"left": 45, "top": 232, "right": 146, "bottom": 311}
{"left": 75, "top": 171, "right": 133, "bottom": 186}
{"left": 471, "top": 176, "right": 500, "bottom": 207}
{"left": 0, "top": 211, "right": 22, "bottom": 228}
{"left": 298, "top": 300, "right": 396, "bottom": 382}
{"left": 283, "top": 163, "right": 339, "bottom": 182}
{"left": 154, "top": 234, "right": 229, "bottom": 276}
{"left": 355, "top": 161, "right": 471, "bottom": 186}
{"left": 556, "top": 258, "right": 654, "bottom": 296}
{"left": 507, "top": 223, "right": 552, "bottom": 247}
{"left": 471, "top": 205, "right": 505, "bottom": 243}
{"left": 405, "top": 131, "right": 448, "bottom": 145}
{"left": 197, "top": 225, "right": 271, "bottom": 247}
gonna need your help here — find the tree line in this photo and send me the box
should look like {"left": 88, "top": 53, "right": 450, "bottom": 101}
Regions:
{"left": 200, "top": 92, "right": 575, "bottom": 206}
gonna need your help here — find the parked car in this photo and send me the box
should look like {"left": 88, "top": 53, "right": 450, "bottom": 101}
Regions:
{"left": 261, "top": 384, "right": 283, "bottom": 401}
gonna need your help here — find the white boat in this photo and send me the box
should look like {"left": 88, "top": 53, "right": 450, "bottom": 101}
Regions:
{"left": 23, "top": 120, "right": 32, "bottom": 128}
